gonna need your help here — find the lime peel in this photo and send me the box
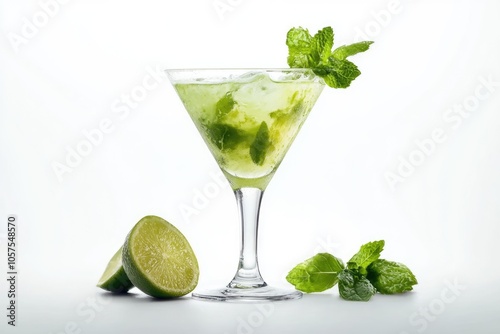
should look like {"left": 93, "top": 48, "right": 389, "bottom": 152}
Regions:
{"left": 96, "top": 246, "right": 134, "bottom": 293}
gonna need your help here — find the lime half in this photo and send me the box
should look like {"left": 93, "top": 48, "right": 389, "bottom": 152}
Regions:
{"left": 122, "top": 215, "right": 199, "bottom": 298}
{"left": 97, "top": 246, "right": 134, "bottom": 293}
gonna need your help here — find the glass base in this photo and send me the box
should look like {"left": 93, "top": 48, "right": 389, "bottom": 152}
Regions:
{"left": 192, "top": 285, "right": 302, "bottom": 302}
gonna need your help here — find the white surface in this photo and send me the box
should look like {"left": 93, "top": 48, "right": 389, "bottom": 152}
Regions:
{"left": 1, "top": 0, "right": 499, "bottom": 333}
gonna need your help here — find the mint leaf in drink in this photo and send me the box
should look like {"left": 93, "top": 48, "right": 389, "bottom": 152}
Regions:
{"left": 205, "top": 123, "right": 246, "bottom": 151}
{"left": 286, "top": 26, "right": 373, "bottom": 88}
{"left": 367, "top": 259, "right": 418, "bottom": 294}
{"left": 250, "top": 121, "right": 270, "bottom": 165}
{"left": 286, "top": 253, "right": 344, "bottom": 293}
{"left": 216, "top": 92, "right": 236, "bottom": 119}
{"left": 338, "top": 269, "right": 377, "bottom": 301}
{"left": 347, "top": 240, "right": 385, "bottom": 274}
{"left": 332, "top": 41, "right": 374, "bottom": 60}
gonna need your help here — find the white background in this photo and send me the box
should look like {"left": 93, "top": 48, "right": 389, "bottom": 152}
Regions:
{"left": 1, "top": 0, "right": 499, "bottom": 333}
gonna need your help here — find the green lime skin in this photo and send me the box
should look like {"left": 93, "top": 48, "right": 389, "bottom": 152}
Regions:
{"left": 122, "top": 215, "right": 199, "bottom": 298}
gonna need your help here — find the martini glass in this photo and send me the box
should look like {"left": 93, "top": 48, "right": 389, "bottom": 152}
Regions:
{"left": 166, "top": 69, "right": 324, "bottom": 301}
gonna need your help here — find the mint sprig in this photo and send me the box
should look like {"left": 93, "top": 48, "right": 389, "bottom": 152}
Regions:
{"left": 286, "top": 240, "right": 417, "bottom": 301}
{"left": 286, "top": 26, "right": 373, "bottom": 88}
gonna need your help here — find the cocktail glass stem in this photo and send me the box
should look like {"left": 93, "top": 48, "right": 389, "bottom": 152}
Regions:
{"left": 228, "top": 187, "right": 266, "bottom": 289}
{"left": 191, "top": 184, "right": 302, "bottom": 301}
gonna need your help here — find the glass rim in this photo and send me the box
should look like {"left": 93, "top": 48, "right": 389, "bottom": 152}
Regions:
{"left": 164, "top": 68, "right": 315, "bottom": 72}
{"left": 164, "top": 68, "right": 323, "bottom": 84}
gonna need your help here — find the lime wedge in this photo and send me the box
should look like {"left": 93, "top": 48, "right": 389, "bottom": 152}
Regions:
{"left": 96, "top": 246, "right": 134, "bottom": 293}
{"left": 122, "top": 215, "right": 199, "bottom": 298}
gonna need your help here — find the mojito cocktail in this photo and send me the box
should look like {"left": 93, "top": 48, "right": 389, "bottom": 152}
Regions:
{"left": 167, "top": 69, "right": 324, "bottom": 301}
{"left": 172, "top": 69, "right": 324, "bottom": 190}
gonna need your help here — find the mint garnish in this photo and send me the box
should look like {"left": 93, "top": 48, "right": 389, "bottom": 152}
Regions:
{"left": 331, "top": 41, "right": 373, "bottom": 60}
{"left": 286, "top": 253, "right": 344, "bottom": 293}
{"left": 286, "top": 240, "right": 417, "bottom": 301}
{"left": 338, "top": 269, "right": 377, "bottom": 302}
{"left": 367, "top": 259, "right": 418, "bottom": 294}
{"left": 250, "top": 121, "right": 270, "bottom": 165}
{"left": 286, "top": 26, "right": 373, "bottom": 88}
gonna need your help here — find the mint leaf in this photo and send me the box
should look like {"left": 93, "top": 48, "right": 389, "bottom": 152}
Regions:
{"left": 286, "top": 253, "right": 344, "bottom": 293}
{"left": 205, "top": 123, "right": 246, "bottom": 151}
{"left": 250, "top": 121, "right": 270, "bottom": 165}
{"left": 338, "top": 269, "right": 377, "bottom": 301}
{"left": 313, "top": 59, "right": 361, "bottom": 89}
{"left": 286, "top": 27, "right": 313, "bottom": 68}
{"left": 332, "top": 41, "right": 374, "bottom": 60}
{"left": 286, "top": 26, "right": 372, "bottom": 88}
{"left": 367, "top": 259, "right": 418, "bottom": 294}
{"left": 347, "top": 240, "right": 385, "bottom": 271}
{"left": 216, "top": 92, "right": 236, "bottom": 118}
{"left": 312, "top": 26, "right": 334, "bottom": 65}
{"left": 286, "top": 26, "right": 334, "bottom": 68}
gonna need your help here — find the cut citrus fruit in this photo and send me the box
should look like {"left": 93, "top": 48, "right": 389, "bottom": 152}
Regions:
{"left": 97, "top": 246, "right": 134, "bottom": 293}
{"left": 122, "top": 215, "right": 199, "bottom": 298}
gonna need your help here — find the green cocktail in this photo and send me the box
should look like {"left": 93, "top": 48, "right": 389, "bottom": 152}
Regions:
{"left": 172, "top": 69, "right": 324, "bottom": 190}
{"left": 167, "top": 69, "right": 324, "bottom": 301}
